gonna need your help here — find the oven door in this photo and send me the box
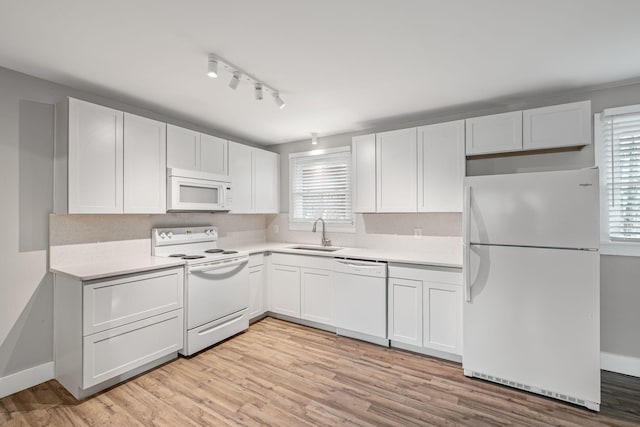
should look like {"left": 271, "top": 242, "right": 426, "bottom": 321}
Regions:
{"left": 168, "top": 176, "right": 227, "bottom": 211}
{"left": 186, "top": 257, "right": 249, "bottom": 330}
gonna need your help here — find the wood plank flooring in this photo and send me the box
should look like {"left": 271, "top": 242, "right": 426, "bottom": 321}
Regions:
{"left": 1, "top": 317, "right": 639, "bottom": 426}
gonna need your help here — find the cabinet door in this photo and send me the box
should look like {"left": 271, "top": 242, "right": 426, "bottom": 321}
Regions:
{"left": 465, "top": 111, "right": 523, "bottom": 155}
{"left": 423, "top": 282, "right": 462, "bottom": 355}
{"left": 167, "top": 124, "right": 200, "bottom": 170}
{"left": 269, "top": 264, "right": 300, "bottom": 318}
{"left": 523, "top": 101, "right": 591, "bottom": 150}
{"left": 301, "top": 268, "right": 332, "bottom": 325}
{"left": 388, "top": 277, "right": 422, "bottom": 346}
{"left": 376, "top": 128, "right": 417, "bottom": 212}
{"left": 248, "top": 265, "right": 265, "bottom": 319}
{"left": 253, "top": 149, "right": 279, "bottom": 213}
{"left": 228, "top": 141, "right": 254, "bottom": 213}
{"left": 418, "top": 121, "right": 465, "bottom": 212}
{"left": 68, "top": 98, "right": 123, "bottom": 213}
{"left": 352, "top": 134, "right": 376, "bottom": 212}
{"left": 123, "top": 113, "right": 167, "bottom": 213}
{"left": 200, "top": 133, "right": 228, "bottom": 175}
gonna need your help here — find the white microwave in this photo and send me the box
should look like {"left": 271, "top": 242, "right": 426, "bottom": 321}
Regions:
{"left": 167, "top": 168, "right": 232, "bottom": 212}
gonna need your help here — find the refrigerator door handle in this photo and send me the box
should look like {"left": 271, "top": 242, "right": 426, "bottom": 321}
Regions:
{"left": 463, "top": 185, "right": 471, "bottom": 244}
{"left": 464, "top": 243, "right": 471, "bottom": 302}
{"left": 463, "top": 185, "right": 472, "bottom": 302}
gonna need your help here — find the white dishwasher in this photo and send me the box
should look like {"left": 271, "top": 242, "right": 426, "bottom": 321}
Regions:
{"left": 332, "top": 258, "right": 388, "bottom": 346}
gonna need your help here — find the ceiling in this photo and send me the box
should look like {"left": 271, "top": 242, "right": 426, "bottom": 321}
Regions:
{"left": 2, "top": 1, "right": 640, "bottom": 145}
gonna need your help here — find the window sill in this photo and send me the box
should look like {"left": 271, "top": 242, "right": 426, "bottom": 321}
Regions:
{"left": 600, "top": 242, "right": 640, "bottom": 257}
{"left": 288, "top": 222, "right": 355, "bottom": 233}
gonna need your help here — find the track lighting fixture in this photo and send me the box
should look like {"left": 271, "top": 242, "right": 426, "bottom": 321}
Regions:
{"left": 272, "top": 91, "right": 286, "bottom": 109}
{"left": 311, "top": 133, "right": 318, "bottom": 145}
{"left": 228, "top": 71, "right": 242, "bottom": 90}
{"left": 206, "top": 53, "right": 285, "bottom": 109}
{"left": 207, "top": 55, "right": 218, "bottom": 78}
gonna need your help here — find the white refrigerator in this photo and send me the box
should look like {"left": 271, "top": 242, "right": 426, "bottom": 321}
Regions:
{"left": 462, "top": 168, "right": 600, "bottom": 411}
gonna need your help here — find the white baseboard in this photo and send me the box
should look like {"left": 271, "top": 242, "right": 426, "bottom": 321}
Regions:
{"left": 0, "top": 362, "right": 54, "bottom": 399}
{"left": 601, "top": 351, "right": 640, "bottom": 377}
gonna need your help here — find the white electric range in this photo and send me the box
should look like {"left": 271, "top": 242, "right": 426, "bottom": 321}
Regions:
{"left": 152, "top": 226, "right": 249, "bottom": 356}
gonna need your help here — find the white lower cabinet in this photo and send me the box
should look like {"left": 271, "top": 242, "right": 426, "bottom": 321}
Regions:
{"left": 387, "top": 263, "right": 462, "bottom": 361}
{"left": 388, "top": 277, "right": 423, "bottom": 347}
{"left": 301, "top": 268, "right": 333, "bottom": 325}
{"left": 268, "top": 253, "right": 332, "bottom": 327}
{"left": 269, "top": 264, "right": 301, "bottom": 317}
{"left": 54, "top": 267, "right": 184, "bottom": 399}
{"left": 423, "top": 282, "right": 462, "bottom": 355}
{"left": 248, "top": 254, "right": 267, "bottom": 320}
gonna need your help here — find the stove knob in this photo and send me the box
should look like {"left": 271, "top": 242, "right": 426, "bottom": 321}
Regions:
{"left": 159, "top": 232, "right": 167, "bottom": 239}
{"left": 166, "top": 232, "right": 173, "bottom": 238}
{"left": 205, "top": 229, "right": 210, "bottom": 235}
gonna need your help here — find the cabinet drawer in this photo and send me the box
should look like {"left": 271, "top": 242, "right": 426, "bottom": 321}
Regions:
{"left": 83, "top": 268, "right": 184, "bottom": 335}
{"left": 388, "top": 263, "right": 462, "bottom": 285}
{"left": 248, "top": 253, "right": 264, "bottom": 268}
{"left": 270, "top": 253, "right": 331, "bottom": 269}
{"left": 83, "top": 309, "right": 183, "bottom": 388}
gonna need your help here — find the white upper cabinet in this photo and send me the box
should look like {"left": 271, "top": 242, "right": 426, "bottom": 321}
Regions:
{"left": 166, "top": 124, "right": 200, "bottom": 170}
{"left": 200, "top": 133, "right": 228, "bottom": 175}
{"left": 417, "top": 120, "right": 465, "bottom": 212}
{"left": 523, "top": 100, "right": 591, "bottom": 150}
{"left": 64, "top": 98, "right": 166, "bottom": 214}
{"left": 352, "top": 134, "right": 377, "bottom": 213}
{"left": 68, "top": 98, "right": 124, "bottom": 214}
{"left": 253, "top": 148, "right": 279, "bottom": 213}
{"left": 228, "top": 142, "right": 254, "bottom": 213}
{"left": 166, "top": 125, "right": 229, "bottom": 175}
{"left": 376, "top": 128, "right": 418, "bottom": 212}
{"left": 465, "top": 111, "right": 523, "bottom": 156}
{"left": 123, "top": 113, "right": 166, "bottom": 214}
{"left": 228, "top": 141, "right": 279, "bottom": 214}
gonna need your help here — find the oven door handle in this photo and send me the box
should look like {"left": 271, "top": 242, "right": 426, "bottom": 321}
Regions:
{"left": 189, "top": 258, "right": 248, "bottom": 273}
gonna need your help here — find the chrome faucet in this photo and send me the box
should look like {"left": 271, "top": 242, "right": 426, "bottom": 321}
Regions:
{"left": 312, "top": 217, "right": 331, "bottom": 247}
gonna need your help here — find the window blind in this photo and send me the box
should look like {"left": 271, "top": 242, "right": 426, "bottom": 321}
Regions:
{"left": 290, "top": 150, "right": 353, "bottom": 225}
{"left": 602, "top": 112, "right": 640, "bottom": 241}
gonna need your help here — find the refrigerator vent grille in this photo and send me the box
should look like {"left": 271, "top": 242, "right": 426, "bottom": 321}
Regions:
{"left": 471, "top": 371, "right": 587, "bottom": 407}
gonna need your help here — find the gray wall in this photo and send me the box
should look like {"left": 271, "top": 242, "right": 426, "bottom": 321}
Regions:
{"left": 275, "top": 81, "right": 640, "bottom": 360}
{"left": 0, "top": 65, "right": 265, "bottom": 381}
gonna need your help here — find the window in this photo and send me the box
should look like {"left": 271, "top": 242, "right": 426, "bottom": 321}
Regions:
{"left": 595, "top": 105, "right": 640, "bottom": 256}
{"left": 289, "top": 147, "right": 354, "bottom": 231}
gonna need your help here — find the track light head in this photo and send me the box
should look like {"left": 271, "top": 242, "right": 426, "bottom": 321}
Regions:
{"left": 255, "top": 83, "right": 263, "bottom": 100}
{"left": 207, "top": 55, "right": 218, "bottom": 78}
{"left": 311, "top": 132, "right": 318, "bottom": 145}
{"left": 272, "top": 91, "right": 286, "bottom": 109}
{"left": 229, "top": 71, "right": 242, "bottom": 90}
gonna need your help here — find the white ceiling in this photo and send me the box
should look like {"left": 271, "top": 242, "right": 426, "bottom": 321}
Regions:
{"left": 2, "top": 1, "right": 640, "bottom": 145}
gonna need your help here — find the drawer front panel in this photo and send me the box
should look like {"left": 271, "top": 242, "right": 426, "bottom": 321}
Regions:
{"left": 83, "top": 309, "right": 183, "bottom": 388}
{"left": 248, "top": 253, "right": 264, "bottom": 268}
{"left": 388, "top": 263, "right": 461, "bottom": 285}
{"left": 84, "top": 268, "right": 184, "bottom": 335}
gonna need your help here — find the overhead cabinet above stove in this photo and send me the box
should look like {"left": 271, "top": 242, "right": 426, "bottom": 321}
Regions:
{"left": 166, "top": 124, "right": 228, "bottom": 176}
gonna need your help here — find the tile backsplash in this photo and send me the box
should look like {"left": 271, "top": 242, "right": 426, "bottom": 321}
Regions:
{"left": 49, "top": 211, "right": 461, "bottom": 266}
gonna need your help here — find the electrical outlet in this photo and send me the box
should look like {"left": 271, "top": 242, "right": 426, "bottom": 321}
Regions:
{"left": 413, "top": 228, "right": 422, "bottom": 239}
{"left": 273, "top": 224, "right": 280, "bottom": 233}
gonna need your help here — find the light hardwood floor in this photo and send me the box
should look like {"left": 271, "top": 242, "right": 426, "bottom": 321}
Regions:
{"left": 1, "top": 317, "right": 639, "bottom": 426}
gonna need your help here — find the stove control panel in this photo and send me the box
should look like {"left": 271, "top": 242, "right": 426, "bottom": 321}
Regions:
{"left": 152, "top": 226, "right": 218, "bottom": 246}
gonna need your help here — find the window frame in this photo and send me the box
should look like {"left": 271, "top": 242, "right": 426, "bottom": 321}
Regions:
{"left": 594, "top": 105, "right": 640, "bottom": 257}
{"left": 288, "top": 146, "right": 355, "bottom": 233}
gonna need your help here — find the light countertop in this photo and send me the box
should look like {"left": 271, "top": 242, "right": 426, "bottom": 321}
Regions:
{"left": 50, "top": 256, "right": 186, "bottom": 281}
{"left": 50, "top": 240, "right": 462, "bottom": 281}
{"left": 227, "top": 242, "right": 463, "bottom": 269}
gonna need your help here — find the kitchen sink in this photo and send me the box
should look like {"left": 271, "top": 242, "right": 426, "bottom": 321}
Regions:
{"left": 287, "top": 245, "right": 343, "bottom": 252}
